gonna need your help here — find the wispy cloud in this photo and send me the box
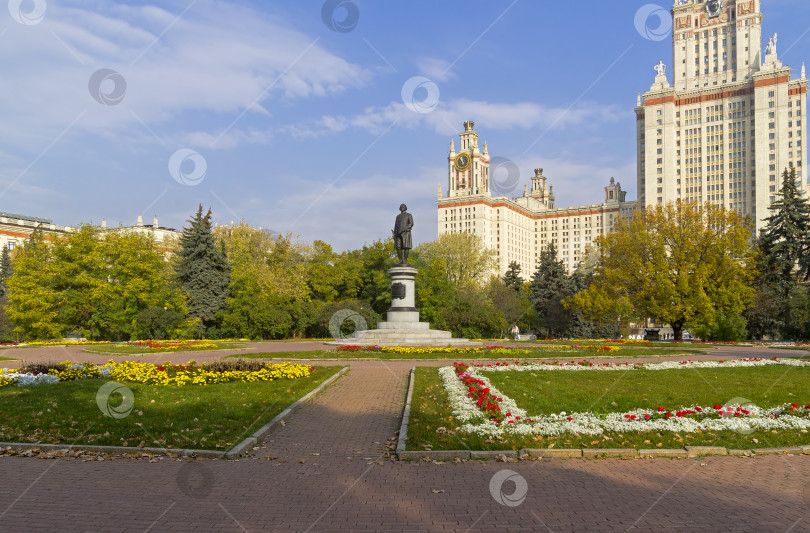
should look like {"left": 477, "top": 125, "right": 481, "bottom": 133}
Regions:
{"left": 0, "top": 1, "right": 371, "bottom": 149}
{"left": 415, "top": 56, "right": 457, "bottom": 82}
{"left": 285, "top": 98, "right": 624, "bottom": 139}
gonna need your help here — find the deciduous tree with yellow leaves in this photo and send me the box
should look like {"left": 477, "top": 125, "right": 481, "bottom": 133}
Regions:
{"left": 571, "top": 201, "right": 755, "bottom": 341}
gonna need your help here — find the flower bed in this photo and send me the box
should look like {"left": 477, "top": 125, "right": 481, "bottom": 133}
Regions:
{"left": 25, "top": 340, "right": 112, "bottom": 346}
{"left": 0, "top": 360, "right": 315, "bottom": 388}
{"left": 336, "top": 345, "right": 533, "bottom": 355}
{"left": 335, "top": 344, "right": 619, "bottom": 355}
{"left": 126, "top": 340, "right": 218, "bottom": 351}
{"left": 440, "top": 358, "right": 810, "bottom": 437}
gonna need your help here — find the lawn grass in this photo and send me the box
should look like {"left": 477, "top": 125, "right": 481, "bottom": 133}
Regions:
{"left": 0, "top": 365, "right": 343, "bottom": 450}
{"left": 527, "top": 340, "right": 704, "bottom": 349}
{"left": 485, "top": 366, "right": 810, "bottom": 415}
{"left": 0, "top": 356, "right": 15, "bottom": 362}
{"left": 770, "top": 346, "right": 810, "bottom": 352}
{"left": 407, "top": 365, "right": 810, "bottom": 452}
{"left": 83, "top": 341, "right": 248, "bottom": 355}
{"left": 233, "top": 346, "right": 706, "bottom": 360}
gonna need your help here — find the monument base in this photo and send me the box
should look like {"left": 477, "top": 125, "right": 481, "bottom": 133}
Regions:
{"left": 346, "top": 322, "right": 473, "bottom": 346}
{"left": 328, "top": 263, "right": 474, "bottom": 346}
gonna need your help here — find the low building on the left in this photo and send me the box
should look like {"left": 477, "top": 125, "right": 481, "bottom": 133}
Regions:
{"left": 0, "top": 213, "right": 181, "bottom": 252}
{"left": 0, "top": 212, "right": 73, "bottom": 251}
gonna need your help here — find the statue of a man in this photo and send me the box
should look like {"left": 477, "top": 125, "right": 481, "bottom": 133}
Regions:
{"left": 393, "top": 204, "right": 413, "bottom": 264}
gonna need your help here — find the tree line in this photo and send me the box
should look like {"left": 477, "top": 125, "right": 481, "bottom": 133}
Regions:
{"left": 1, "top": 168, "right": 808, "bottom": 342}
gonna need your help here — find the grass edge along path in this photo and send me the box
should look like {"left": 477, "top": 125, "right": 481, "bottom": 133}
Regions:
{"left": 0, "top": 364, "right": 344, "bottom": 453}
{"left": 406, "top": 363, "right": 810, "bottom": 452}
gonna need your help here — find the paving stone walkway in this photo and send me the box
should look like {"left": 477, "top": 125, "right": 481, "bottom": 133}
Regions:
{"left": 1, "top": 343, "right": 809, "bottom": 531}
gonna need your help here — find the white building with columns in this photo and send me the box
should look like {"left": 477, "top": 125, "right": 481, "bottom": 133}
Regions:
{"left": 636, "top": 0, "right": 808, "bottom": 233}
{"left": 437, "top": 121, "right": 637, "bottom": 275}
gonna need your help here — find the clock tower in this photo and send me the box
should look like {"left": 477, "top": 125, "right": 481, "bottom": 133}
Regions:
{"left": 448, "top": 120, "right": 490, "bottom": 198}
{"left": 672, "top": 0, "right": 762, "bottom": 91}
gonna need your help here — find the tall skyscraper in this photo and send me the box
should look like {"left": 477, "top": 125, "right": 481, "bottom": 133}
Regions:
{"left": 636, "top": 0, "right": 808, "bottom": 233}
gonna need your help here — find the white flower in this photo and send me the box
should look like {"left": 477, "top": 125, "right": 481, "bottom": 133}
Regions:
{"left": 4, "top": 372, "right": 60, "bottom": 386}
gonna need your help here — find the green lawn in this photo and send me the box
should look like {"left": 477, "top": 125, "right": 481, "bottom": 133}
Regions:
{"left": 0, "top": 356, "right": 16, "bottom": 362}
{"left": 485, "top": 366, "right": 810, "bottom": 414}
{"left": 407, "top": 365, "right": 810, "bottom": 452}
{"left": 528, "top": 340, "right": 704, "bottom": 349}
{"left": 83, "top": 341, "right": 248, "bottom": 355}
{"left": 0, "top": 366, "right": 343, "bottom": 450}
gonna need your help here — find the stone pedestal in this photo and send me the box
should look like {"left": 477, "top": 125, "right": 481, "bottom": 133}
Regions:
{"left": 386, "top": 265, "right": 419, "bottom": 322}
{"left": 344, "top": 263, "right": 471, "bottom": 346}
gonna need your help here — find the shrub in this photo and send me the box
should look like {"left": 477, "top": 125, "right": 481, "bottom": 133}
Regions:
{"left": 133, "top": 307, "right": 185, "bottom": 340}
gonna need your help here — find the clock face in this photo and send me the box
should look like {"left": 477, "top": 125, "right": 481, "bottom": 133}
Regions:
{"left": 706, "top": 0, "right": 722, "bottom": 17}
{"left": 455, "top": 153, "right": 470, "bottom": 171}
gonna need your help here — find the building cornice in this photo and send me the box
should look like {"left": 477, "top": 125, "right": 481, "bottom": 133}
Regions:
{"left": 438, "top": 196, "right": 634, "bottom": 221}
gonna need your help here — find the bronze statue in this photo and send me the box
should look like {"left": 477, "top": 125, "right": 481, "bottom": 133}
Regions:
{"left": 393, "top": 203, "right": 413, "bottom": 263}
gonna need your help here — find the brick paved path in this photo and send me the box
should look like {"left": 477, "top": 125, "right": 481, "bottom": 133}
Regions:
{"left": 1, "top": 344, "right": 809, "bottom": 532}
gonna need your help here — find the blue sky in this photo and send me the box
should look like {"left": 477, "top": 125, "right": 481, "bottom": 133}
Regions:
{"left": 2, "top": 0, "right": 808, "bottom": 250}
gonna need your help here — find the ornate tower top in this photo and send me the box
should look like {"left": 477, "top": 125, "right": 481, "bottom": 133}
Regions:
{"left": 458, "top": 120, "right": 479, "bottom": 152}
{"left": 530, "top": 168, "right": 548, "bottom": 199}
{"left": 670, "top": 0, "right": 763, "bottom": 90}
{"left": 447, "top": 121, "right": 489, "bottom": 198}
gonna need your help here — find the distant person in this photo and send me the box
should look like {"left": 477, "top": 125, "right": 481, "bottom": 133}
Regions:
{"left": 511, "top": 324, "right": 520, "bottom": 341}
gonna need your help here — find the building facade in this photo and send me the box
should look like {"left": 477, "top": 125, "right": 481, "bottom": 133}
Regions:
{"left": 0, "top": 213, "right": 180, "bottom": 253}
{"left": 437, "top": 121, "right": 637, "bottom": 275}
{"left": 105, "top": 215, "right": 181, "bottom": 246}
{"left": 0, "top": 212, "right": 72, "bottom": 252}
{"left": 636, "top": 0, "right": 808, "bottom": 233}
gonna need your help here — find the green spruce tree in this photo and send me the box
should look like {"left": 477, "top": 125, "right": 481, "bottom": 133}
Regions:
{"left": 175, "top": 206, "right": 231, "bottom": 335}
{"left": 502, "top": 261, "right": 524, "bottom": 292}
{"left": 751, "top": 167, "right": 810, "bottom": 338}
{"left": 529, "top": 243, "right": 574, "bottom": 338}
{"left": 0, "top": 244, "right": 11, "bottom": 297}
{"left": 759, "top": 167, "right": 810, "bottom": 282}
